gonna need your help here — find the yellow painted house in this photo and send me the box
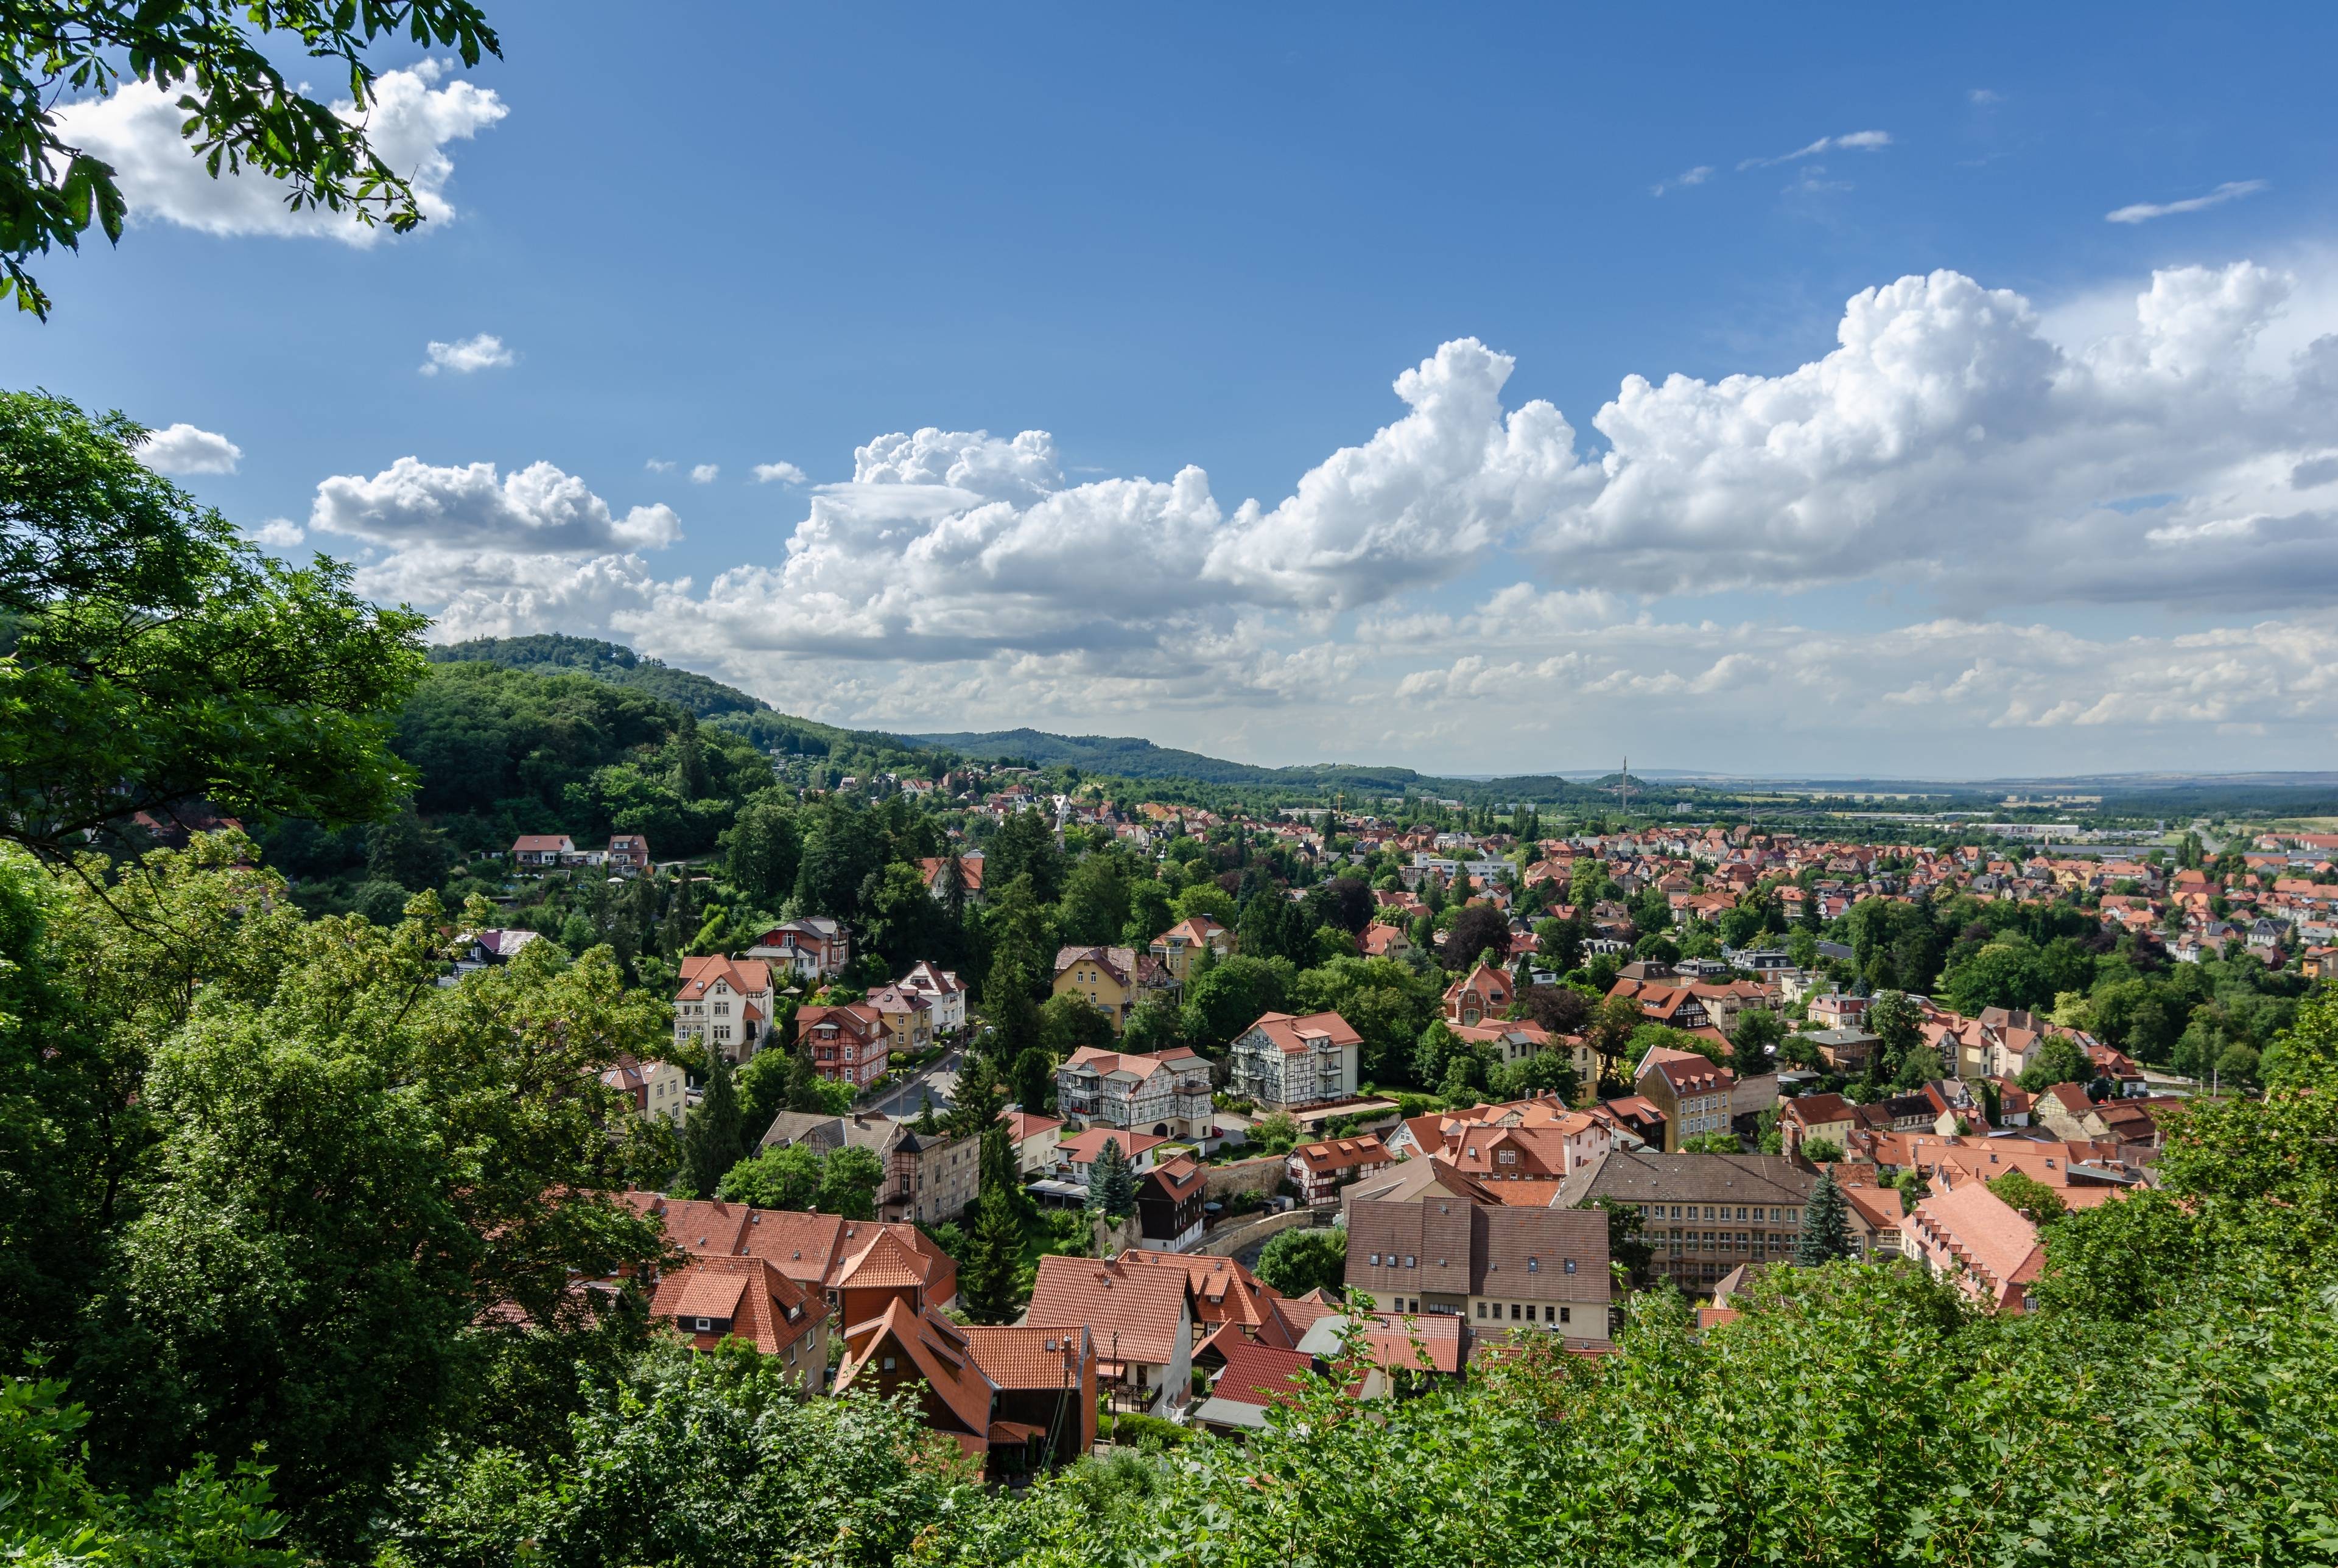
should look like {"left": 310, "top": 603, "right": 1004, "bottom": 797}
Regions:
{"left": 1051, "top": 944, "right": 1171, "bottom": 1033}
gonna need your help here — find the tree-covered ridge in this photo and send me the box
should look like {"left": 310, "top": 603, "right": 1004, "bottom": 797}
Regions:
{"left": 426, "top": 633, "right": 958, "bottom": 772}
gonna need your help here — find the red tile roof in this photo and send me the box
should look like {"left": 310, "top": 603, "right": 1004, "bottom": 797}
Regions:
{"left": 1025, "top": 1256, "right": 1190, "bottom": 1366}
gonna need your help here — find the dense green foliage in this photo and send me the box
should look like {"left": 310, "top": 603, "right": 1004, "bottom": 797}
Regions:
{"left": 1254, "top": 1225, "right": 1347, "bottom": 1297}
{"left": 0, "top": 839, "right": 673, "bottom": 1556}
{"left": 0, "top": 392, "right": 429, "bottom": 859}
{"left": 374, "top": 1345, "right": 983, "bottom": 1568}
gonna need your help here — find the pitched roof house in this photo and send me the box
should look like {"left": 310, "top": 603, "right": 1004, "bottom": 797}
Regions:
{"left": 1442, "top": 963, "right": 1512, "bottom": 1026}
{"left": 834, "top": 1299, "right": 1095, "bottom": 1477}
{"left": 1024, "top": 1255, "right": 1195, "bottom": 1414}
{"left": 648, "top": 1255, "right": 827, "bottom": 1389}
{"left": 1899, "top": 1176, "right": 2045, "bottom": 1312}
{"left": 625, "top": 1193, "right": 958, "bottom": 1323}
{"left": 1229, "top": 1010, "right": 1363, "bottom": 1110}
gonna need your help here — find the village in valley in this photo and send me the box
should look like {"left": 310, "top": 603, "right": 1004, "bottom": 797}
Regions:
{"left": 455, "top": 737, "right": 2334, "bottom": 1477}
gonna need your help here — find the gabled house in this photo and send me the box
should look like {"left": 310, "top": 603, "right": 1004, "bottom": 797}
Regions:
{"left": 606, "top": 833, "right": 651, "bottom": 877}
{"left": 755, "top": 1110, "right": 977, "bottom": 1227}
{"left": 915, "top": 855, "right": 985, "bottom": 907}
{"left": 1057, "top": 1045, "right": 1215, "bottom": 1137}
{"left": 626, "top": 1193, "right": 958, "bottom": 1323}
{"left": 1192, "top": 1340, "right": 1316, "bottom": 1434}
{"left": 1136, "top": 1154, "right": 1208, "bottom": 1251}
{"left": 1900, "top": 1175, "right": 2045, "bottom": 1313}
{"left": 1228, "top": 1011, "right": 1362, "bottom": 1110}
{"left": 746, "top": 917, "right": 850, "bottom": 979}
{"left": 1287, "top": 1135, "right": 1391, "bottom": 1206}
{"left": 796, "top": 1001, "right": 890, "bottom": 1088}
{"left": 673, "top": 956, "right": 774, "bottom": 1063}
{"left": 834, "top": 1300, "right": 1095, "bottom": 1477}
{"left": 1051, "top": 945, "right": 1172, "bottom": 1032}
{"left": 1114, "top": 1250, "right": 1313, "bottom": 1361}
{"left": 1000, "top": 1108, "right": 1064, "bottom": 1175}
{"left": 510, "top": 833, "right": 575, "bottom": 867}
{"left": 1633, "top": 1046, "right": 1736, "bottom": 1152}
{"left": 648, "top": 1255, "right": 827, "bottom": 1390}
{"left": 899, "top": 961, "right": 968, "bottom": 1034}
{"left": 1056, "top": 1127, "right": 1167, "bottom": 1185}
{"left": 1448, "top": 1019, "right": 1599, "bottom": 1088}
{"left": 1442, "top": 963, "right": 1512, "bottom": 1026}
{"left": 1148, "top": 915, "right": 1234, "bottom": 990}
{"left": 1025, "top": 1255, "right": 1194, "bottom": 1414}
{"left": 1343, "top": 1159, "right": 1610, "bottom": 1338}
{"left": 864, "top": 984, "right": 935, "bottom": 1054}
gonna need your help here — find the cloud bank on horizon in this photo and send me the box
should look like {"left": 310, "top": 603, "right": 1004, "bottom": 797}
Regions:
{"left": 264, "top": 255, "right": 2338, "bottom": 767}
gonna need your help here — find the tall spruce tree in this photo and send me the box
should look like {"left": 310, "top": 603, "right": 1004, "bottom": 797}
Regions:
{"left": 682, "top": 1051, "right": 746, "bottom": 1196}
{"left": 1087, "top": 1135, "right": 1137, "bottom": 1219}
{"left": 1795, "top": 1165, "right": 1854, "bottom": 1265}
{"left": 960, "top": 1125, "right": 1024, "bottom": 1323}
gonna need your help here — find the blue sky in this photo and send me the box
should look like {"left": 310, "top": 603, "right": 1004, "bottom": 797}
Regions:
{"left": 12, "top": 3, "right": 2338, "bottom": 775}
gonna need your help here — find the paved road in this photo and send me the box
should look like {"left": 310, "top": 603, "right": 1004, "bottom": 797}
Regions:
{"left": 868, "top": 1045, "right": 963, "bottom": 1119}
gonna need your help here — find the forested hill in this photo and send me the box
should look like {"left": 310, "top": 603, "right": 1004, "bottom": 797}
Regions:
{"left": 430, "top": 637, "right": 1649, "bottom": 804}
{"left": 426, "top": 634, "right": 930, "bottom": 762}
{"left": 904, "top": 726, "right": 1424, "bottom": 789}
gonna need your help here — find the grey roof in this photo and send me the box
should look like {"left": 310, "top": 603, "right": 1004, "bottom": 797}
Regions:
{"left": 1551, "top": 1149, "right": 1816, "bottom": 1210}
{"left": 1192, "top": 1395, "right": 1273, "bottom": 1430}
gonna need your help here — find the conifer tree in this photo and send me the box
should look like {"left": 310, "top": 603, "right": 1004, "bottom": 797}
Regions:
{"left": 682, "top": 1051, "right": 746, "bottom": 1197}
{"left": 1087, "top": 1135, "right": 1137, "bottom": 1219}
{"left": 1795, "top": 1164, "right": 1854, "bottom": 1265}
{"left": 959, "top": 1125, "right": 1025, "bottom": 1323}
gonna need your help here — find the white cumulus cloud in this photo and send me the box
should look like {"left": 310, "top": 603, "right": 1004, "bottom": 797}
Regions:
{"left": 421, "top": 332, "right": 514, "bottom": 374}
{"left": 753, "top": 461, "right": 809, "bottom": 485}
{"left": 55, "top": 61, "right": 505, "bottom": 243}
{"left": 311, "top": 457, "right": 682, "bottom": 553}
{"left": 1516, "top": 261, "right": 2338, "bottom": 606}
{"left": 136, "top": 422, "right": 241, "bottom": 475}
{"left": 690, "top": 464, "right": 720, "bottom": 484}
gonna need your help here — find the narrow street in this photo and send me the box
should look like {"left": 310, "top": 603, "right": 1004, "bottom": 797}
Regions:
{"left": 868, "top": 1043, "right": 965, "bottom": 1119}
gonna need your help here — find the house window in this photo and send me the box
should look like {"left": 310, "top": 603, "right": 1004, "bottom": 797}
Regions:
{"left": 1405, "top": 1256, "right": 1415, "bottom": 1268}
{"left": 1559, "top": 1307, "right": 1571, "bottom": 1325}
{"left": 1564, "top": 1259, "right": 1576, "bottom": 1275}
{"left": 882, "top": 1356, "right": 896, "bottom": 1371}
{"left": 1509, "top": 1303, "right": 1520, "bottom": 1320}
{"left": 1526, "top": 1258, "right": 1539, "bottom": 1273}
{"left": 1475, "top": 1302, "right": 1486, "bottom": 1318}
{"left": 1370, "top": 1253, "right": 1381, "bottom": 1266}
{"left": 694, "top": 1317, "right": 712, "bottom": 1331}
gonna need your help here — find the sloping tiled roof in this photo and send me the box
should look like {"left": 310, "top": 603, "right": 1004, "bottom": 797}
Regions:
{"left": 648, "top": 1255, "right": 819, "bottom": 1354}
{"left": 1291, "top": 1136, "right": 1389, "bottom": 1176}
{"left": 961, "top": 1323, "right": 1091, "bottom": 1391}
{"left": 834, "top": 1298, "right": 992, "bottom": 1436}
{"left": 676, "top": 954, "right": 773, "bottom": 1000}
{"left": 1551, "top": 1149, "right": 1815, "bottom": 1210}
{"left": 1058, "top": 1127, "right": 1167, "bottom": 1164}
{"left": 1210, "top": 1340, "right": 1315, "bottom": 1409}
{"left": 1243, "top": 1010, "right": 1364, "bottom": 1055}
{"left": 1025, "top": 1256, "right": 1189, "bottom": 1366}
